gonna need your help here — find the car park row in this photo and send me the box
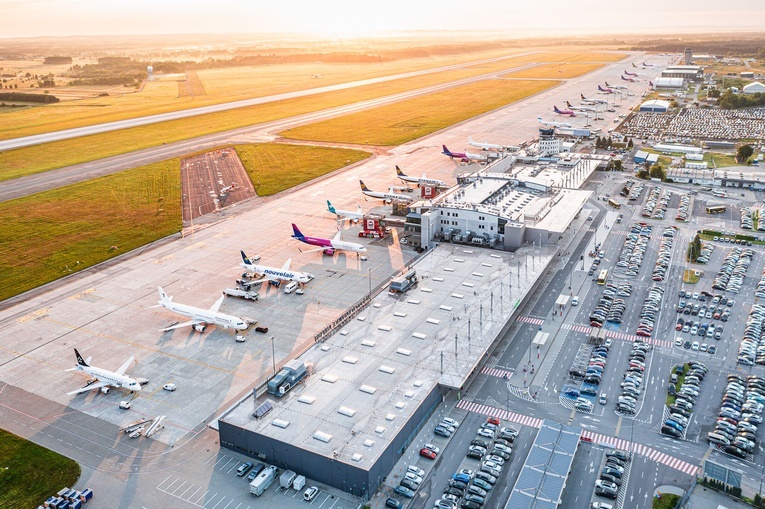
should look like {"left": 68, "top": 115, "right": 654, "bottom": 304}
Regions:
{"left": 695, "top": 241, "right": 714, "bottom": 264}
{"left": 641, "top": 187, "right": 671, "bottom": 220}
{"left": 651, "top": 226, "right": 677, "bottom": 282}
{"left": 711, "top": 247, "right": 753, "bottom": 294}
{"left": 662, "top": 362, "right": 707, "bottom": 439}
{"left": 708, "top": 374, "right": 765, "bottom": 460}
{"left": 636, "top": 286, "right": 664, "bottom": 338}
{"left": 615, "top": 341, "right": 650, "bottom": 416}
{"left": 593, "top": 450, "right": 631, "bottom": 501}
{"left": 740, "top": 207, "right": 755, "bottom": 231}
{"left": 675, "top": 194, "right": 690, "bottom": 222}
{"left": 589, "top": 282, "right": 631, "bottom": 327}
{"left": 737, "top": 304, "right": 765, "bottom": 366}
{"left": 754, "top": 266, "right": 765, "bottom": 299}
{"left": 616, "top": 223, "right": 651, "bottom": 276}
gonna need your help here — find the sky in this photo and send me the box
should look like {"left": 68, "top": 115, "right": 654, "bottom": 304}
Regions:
{"left": 1, "top": 0, "right": 764, "bottom": 38}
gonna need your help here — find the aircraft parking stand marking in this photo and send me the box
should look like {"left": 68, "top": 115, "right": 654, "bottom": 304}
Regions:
{"left": 458, "top": 400, "right": 700, "bottom": 476}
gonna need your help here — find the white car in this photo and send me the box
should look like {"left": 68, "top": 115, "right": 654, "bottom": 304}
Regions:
{"left": 405, "top": 472, "right": 423, "bottom": 485}
{"left": 423, "top": 443, "right": 440, "bottom": 454}
{"left": 442, "top": 417, "right": 461, "bottom": 428}
{"left": 407, "top": 465, "right": 425, "bottom": 477}
{"left": 477, "top": 428, "right": 495, "bottom": 438}
{"left": 303, "top": 486, "right": 319, "bottom": 501}
{"left": 163, "top": 383, "right": 177, "bottom": 391}
{"left": 119, "top": 400, "right": 131, "bottom": 409}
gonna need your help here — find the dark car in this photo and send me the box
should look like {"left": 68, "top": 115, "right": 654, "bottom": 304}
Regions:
{"left": 385, "top": 498, "right": 403, "bottom": 509}
{"left": 255, "top": 326, "right": 269, "bottom": 333}
{"left": 236, "top": 461, "right": 253, "bottom": 477}
{"left": 471, "top": 439, "right": 489, "bottom": 448}
{"left": 400, "top": 479, "right": 419, "bottom": 491}
{"left": 600, "top": 473, "right": 622, "bottom": 486}
{"left": 723, "top": 446, "right": 747, "bottom": 459}
{"left": 394, "top": 486, "right": 415, "bottom": 498}
{"left": 443, "top": 487, "right": 463, "bottom": 498}
{"left": 661, "top": 426, "right": 682, "bottom": 438}
{"left": 607, "top": 450, "right": 629, "bottom": 461}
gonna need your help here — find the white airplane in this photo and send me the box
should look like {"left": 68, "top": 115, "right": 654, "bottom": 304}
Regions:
{"left": 66, "top": 349, "right": 141, "bottom": 395}
{"left": 580, "top": 93, "right": 607, "bottom": 105}
{"left": 240, "top": 251, "right": 314, "bottom": 283}
{"left": 468, "top": 136, "right": 514, "bottom": 152}
{"left": 359, "top": 180, "right": 414, "bottom": 203}
{"left": 154, "top": 287, "right": 248, "bottom": 332}
{"left": 396, "top": 166, "right": 446, "bottom": 188}
{"left": 464, "top": 150, "right": 487, "bottom": 162}
{"left": 292, "top": 224, "right": 367, "bottom": 255}
{"left": 537, "top": 117, "right": 572, "bottom": 129}
{"left": 326, "top": 200, "right": 363, "bottom": 223}
{"left": 565, "top": 101, "right": 596, "bottom": 113}
{"left": 604, "top": 81, "right": 627, "bottom": 91}
{"left": 219, "top": 182, "right": 236, "bottom": 195}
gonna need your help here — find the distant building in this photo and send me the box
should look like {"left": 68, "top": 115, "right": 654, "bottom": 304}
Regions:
{"left": 639, "top": 100, "right": 670, "bottom": 113}
{"left": 662, "top": 65, "right": 704, "bottom": 82}
{"left": 653, "top": 78, "right": 684, "bottom": 89}
{"left": 634, "top": 150, "right": 649, "bottom": 164}
{"left": 741, "top": 71, "right": 755, "bottom": 79}
{"left": 684, "top": 48, "right": 693, "bottom": 65}
{"left": 743, "top": 82, "right": 765, "bottom": 94}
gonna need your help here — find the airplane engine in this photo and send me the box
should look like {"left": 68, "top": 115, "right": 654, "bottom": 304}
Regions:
{"left": 322, "top": 249, "right": 335, "bottom": 255}
{"left": 194, "top": 324, "right": 207, "bottom": 333}
{"left": 101, "top": 387, "right": 110, "bottom": 394}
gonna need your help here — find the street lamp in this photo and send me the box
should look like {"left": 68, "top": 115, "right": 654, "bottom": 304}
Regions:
{"left": 270, "top": 335, "right": 276, "bottom": 376}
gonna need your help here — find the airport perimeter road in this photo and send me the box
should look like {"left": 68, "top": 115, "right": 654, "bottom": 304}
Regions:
{"left": 0, "top": 53, "right": 539, "bottom": 152}
{"left": 0, "top": 52, "right": 656, "bottom": 203}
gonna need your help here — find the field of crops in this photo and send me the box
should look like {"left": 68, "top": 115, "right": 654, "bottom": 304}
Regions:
{"left": 279, "top": 79, "right": 557, "bottom": 146}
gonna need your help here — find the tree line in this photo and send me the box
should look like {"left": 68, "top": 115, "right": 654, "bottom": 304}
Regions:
{"left": 0, "top": 92, "right": 59, "bottom": 103}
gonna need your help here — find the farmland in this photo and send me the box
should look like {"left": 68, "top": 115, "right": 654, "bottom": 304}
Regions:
{"left": 501, "top": 63, "right": 604, "bottom": 79}
{"left": 278, "top": 79, "right": 557, "bottom": 146}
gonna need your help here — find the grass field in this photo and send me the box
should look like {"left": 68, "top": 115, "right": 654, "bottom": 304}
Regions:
{"left": 704, "top": 152, "right": 738, "bottom": 168}
{"left": 0, "top": 143, "right": 363, "bottom": 300}
{"left": 235, "top": 143, "right": 371, "bottom": 196}
{"left": 278, "top": 79, "right": 557, "bottom": 146}
{"left": 0, "top": 159, "right": 182, "bottom": 301}
{"left": 504, "top": 51, "right": 627, "bottom": 64}
{"left": 0, "top": 48, "right": 533, "bottom": 140}
{"left": 0, "top": 54, "right": 554, "bottom": 183}
{"left": 652, "top": 493, "right": 680, "bottom": 509}
{"left": 501, "top": 63, "right": 604, "bottom": 79}
{"left": 0, "top": 429, "right": 81, "bottom": 508}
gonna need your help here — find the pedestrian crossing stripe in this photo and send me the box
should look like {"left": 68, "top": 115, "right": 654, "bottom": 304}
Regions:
{"left": 457, "top": 399, "right": 699, "bottom": 476}
{"left": 516, "top": 316, "right": 545, "bottom": 325}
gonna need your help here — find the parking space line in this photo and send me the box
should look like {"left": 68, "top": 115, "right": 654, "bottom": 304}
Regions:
{"left": 204, "top": 494, "right": 219, "bottom": 508}
{"left": 179, "top": 483, "right": 195, "bottom": 498}
{"left": 187, "top": 486, "right": 202, "bottom": 501}
{"left": 157, "top": 475, "right": 173, "bottom": 490}
{"left": 194, "top": 490, "right": 210, "bottom": 505}
{"left": 172, "top": 481, "right": 187, "bottom": 495}
{"left": 219, "top": 457, "right": 233, "bottom": 470}
{"left": 210, "top": 495, "right": 226, "bottom": 509}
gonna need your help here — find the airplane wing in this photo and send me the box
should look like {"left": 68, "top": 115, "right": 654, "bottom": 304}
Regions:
{"left": 67, "top": 380, "right": 111, "bottom": 395}
{"left": 208, "top": 294, "right": 225, "bottom": 314}
{"left": 115, "top": 355, "right": 135, "bottom": 376}
{"left": 298, "top": 246, "right": 329, "bottom": 254}
{"left": 161, "top": 319, "right": 204, "bottom": 331}
{"left": 281, "top": 258, "right": 292, "bottom": 270}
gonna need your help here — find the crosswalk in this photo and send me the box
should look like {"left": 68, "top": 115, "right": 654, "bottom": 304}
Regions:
{"left": 457, "top": 399, "right": 700, "bottom": 477}
{"left": 516, "top": 315, "right": 545, "bottom": 325}
{"left": 480, "top": 366, "right": 514, "bottom": 379}
{"left": 561, "top": 322, "right": 673, "bottom": 349}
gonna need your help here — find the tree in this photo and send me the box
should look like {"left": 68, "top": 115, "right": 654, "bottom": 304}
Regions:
{"left": 613, "top": 160, "right": 623, "bottom": 171}
{"left": 627, "top": 138, "right": 634, "bottom": 149}
{"left": 708, "top": 88, "right": 721, "bottom": 98}
{"left": 637, "top": 169, "right": 649, "bottom": 179}
{"left": 737, "top": 144, "right": 754, "bottom": 163}
{"left": 649, "top": 163, "right": 666, "bottom": 181}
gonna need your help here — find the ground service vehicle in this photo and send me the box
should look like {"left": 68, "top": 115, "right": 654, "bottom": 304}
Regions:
{"left": 249, "top": 465, "right": 277, "bottom": 496}
{"left": 706, "top": 205, "right": 726, "bottom": 214}
{"left": 389, "top": 271, "right": 418, "bottom": 294}
{"left": 223, "top": 288, "right": 259, "bottom": 301}
{"left": 597, "top": 270, "right": 609, "bottom": 285}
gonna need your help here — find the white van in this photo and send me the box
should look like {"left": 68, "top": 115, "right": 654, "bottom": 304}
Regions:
{"left": 572, "top": 296, "right": 579, "bottom": 306}
{"left": 284, "top": 281, "right": 299, "bottom": 294}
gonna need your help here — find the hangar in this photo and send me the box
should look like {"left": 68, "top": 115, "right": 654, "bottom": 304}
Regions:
{"left": 652, "top": 77, "right": 684, "bottom": 89}
{"left": 639, "top": 99, "right": 670, "bottom": 113}
{"left": 743, "top": 82, "right": 765, "bottom": 94}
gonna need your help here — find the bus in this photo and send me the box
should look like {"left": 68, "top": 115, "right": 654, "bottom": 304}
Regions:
{"left": 608, "top": 198, "right": 622, "bottom": 209}
{"left": 706, "top": 205, "right": 726, "bottom": 214}
{"left": 597, "top": 269, "right": 609, "bottom": 285}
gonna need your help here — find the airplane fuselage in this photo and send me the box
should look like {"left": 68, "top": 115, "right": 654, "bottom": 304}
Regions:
{"left": 81, "top": 366, "right": 140, "bottom": 391}
{"left": 363, "top": 190, "right": 413, "bottom": 202}
{"left": 162, "top": 301, "right": 247, "bottom": 330}
{"left": 296, "top": 234, "right": 366, "bottom": 254}
{"left": 244, "top": 262, "right": 312, "bottom": 283}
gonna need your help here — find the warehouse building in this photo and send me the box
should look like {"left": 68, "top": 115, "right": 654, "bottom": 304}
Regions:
{"left": 662, "top": 65, "right": 704, "bottom": 82}
{"left": 652, "top": 78, "right": 684, "bottom": 89}
{"left": 639, "top": 99, "right": 670, "bottom": 113}
{"left": 743, "top": 82, "right": 765, "bottom": 94}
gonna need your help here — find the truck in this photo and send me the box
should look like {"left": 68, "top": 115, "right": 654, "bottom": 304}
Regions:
{"left": 293, "top": 475, "right": 306, "bottom": 491}
{"left": 223, "top": 288, "right": 259, "bottom": 301}
{"left": 389, "top": 270, "right": 418, "bottom": 294}
{"left": 267, "top": 360, "right": 308, "bottom": 397}
{"left": 280, "top": 470, "right": 297, "bottom": 489}
{"left": 250, "top": 465, "right": 277, "bottom": 496}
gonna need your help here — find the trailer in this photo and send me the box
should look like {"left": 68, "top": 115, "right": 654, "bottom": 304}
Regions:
{"left": 293, "top": 475, "right": 306, "bottom": 491}
{"left": 267, "top": 360, "right": 308, "bottom": 397}
{"left": 280, "top": 470, "right": 297, "bottom": 489}
{"left": 250, "top": 465, "right": 277, "bottom": 496}
{"left": 389, "top": 270, "right": 418, "bottom": 294}
{"left": 223, "top": 288, "right": 259, "bottom": 301}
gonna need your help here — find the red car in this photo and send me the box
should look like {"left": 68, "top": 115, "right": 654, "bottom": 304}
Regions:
{"left": 487, "top": 417, "right": 501, "bottom": 426}
{"left": 419, "top": 448, "right": 437, "bottom": 460}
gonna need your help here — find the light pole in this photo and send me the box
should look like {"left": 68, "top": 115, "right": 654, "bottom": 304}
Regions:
{"left": 368, "top": 267, "right": 372, "bottom": 303}
{"left": 270, "top": 335, "right": 276, "bottom": 376}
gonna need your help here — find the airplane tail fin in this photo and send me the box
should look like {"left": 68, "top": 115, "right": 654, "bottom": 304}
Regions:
{"left": 241, "top": 250, "right": 253, "bottom": 267}
{"left": 326, "top": 200, "right": 336, "bottom": 214}
{"left": 566, "top": 101, "right": 573, "bottom": 108}
{"left": 553, "top": 105, "right": 560, "bottom": 112}
{"left": 396, "top": 165, "right": 405, "bottom": 177}
{"left": 359, "top": 180, "right": 370, "bottom": 192}
{"left": 157, "top": 286, "right": 171, "bottom": 305}
{"left": 74, "top": 348, "right": 89, "bottom": 368}
{"left": 442, "top": 145, "right": 451, "bottom": 156}
{"left": 291, "top": 223, "right": 305, "bottom": 240}
{"left": 605, "top": 81, "right": 611, "bottom": 87}
{"left": 580, "top": 93, "right": 586, "bottom": 100}
{"left": 649, "top": 81, "right": 653, "bottom": 87}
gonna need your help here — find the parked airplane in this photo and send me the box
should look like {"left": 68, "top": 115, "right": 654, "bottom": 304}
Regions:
{"left": 566, "top": 101, "right": 596, "bottom": 113}
{"left": 624, "top": 70, "right": 639, "bottom": 77}
{"left": 396, "top": 166, "right": 446, "bottom": 188}
{"left": 359, "top": 180, "right": 414, "bottom": 203}
{"left": 241, "top": 251, "right": 314, "bottom": 284}
{"left": 291, "top": 224, "right": 366, "bottom": 255}
{"left": 326, "top": 200, "right": 363, "bottom": 223}
{"left": 580, "top": 93, "right": 607, "bottom": 105}
{"left": 468, "top": 136, "right": 513, "bottom": 152}
{"left": 553, "top": 105, "right": 576, "bottom": 117}
{"left": 441, "top": 145, "right": 468, "bottom": 161}
{"left": 621, "top": 75, "right": 637, "bottom": 83}
{"left": 643, "top": 62, "right": 654, "bottom": 67}
{"left": 605, "top": 81, "right": 627, "bottom": 91}
{"left": 219, "top": 182, "right": 237, "bottom": 195}
{"left": 632, "top": 63, "right": 638, "bottom": 68}
{"left": 537, "top": 116, "right": 571, "bottom": 128}
{"left": 154, "top": 287, "right": 248, "bottom": 332}
{"left": 598, "top": 85, "right": 615, "bottom": 94}
{"left": 66, "top": 349, "right": 141, "bottom": 395}
{"left": 649, "top": 81, "right": 654, "bottom": 88}
{"left": 464, "top": 150, "right": 487, "bottom": 162}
